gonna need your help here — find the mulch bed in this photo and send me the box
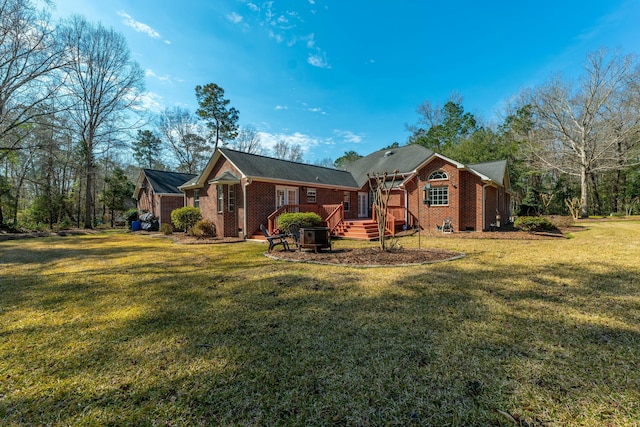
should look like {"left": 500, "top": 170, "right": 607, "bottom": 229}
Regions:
{"left": 266, "top": 247, "right": 465, "bottom": 266}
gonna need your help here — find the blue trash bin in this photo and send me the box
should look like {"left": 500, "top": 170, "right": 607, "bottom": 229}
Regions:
{"left": 131, "top": 220, "right": 141, "bottom": 231}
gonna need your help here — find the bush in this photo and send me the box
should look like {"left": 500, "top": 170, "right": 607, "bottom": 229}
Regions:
{"left": 160, "top": 223, "right": 173, "bottom": 235}
{"left": 544, "top": 215, "right": 574, "bottom": 229}
{"left": 189, "top": 219, "right": 216, "bottom": 238}
{"left": 171, "top": 206, "right": 202, "bottom": 232}
{"left": 514, "top": 215, "right": 556, "bottom": 232}
{"left": 58, "top": 216, "right": 73, "bottom": 230}
{"left": 277, "top": 212, "right": 323, "bottom": 231}
{"left": 124, "top": 209, "right": 139, "bottom": 230}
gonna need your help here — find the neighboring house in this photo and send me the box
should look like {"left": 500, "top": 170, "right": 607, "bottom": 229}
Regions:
{"left": 178, "top": 145, "right": 512, "bottom": 239}
{"left": 133, "top": 169, "right": 197, "bottom": 226}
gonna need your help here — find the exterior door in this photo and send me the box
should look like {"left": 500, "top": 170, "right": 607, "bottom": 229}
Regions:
{"left": 276, "top": 186, "right": 298, "bottom": 208}
{"left": 358, "top": 192, "right": 368, "bottom": 217}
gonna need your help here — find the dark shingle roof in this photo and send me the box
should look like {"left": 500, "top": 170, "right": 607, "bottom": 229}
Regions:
{"left": 144, "top": 169, "right": 197, "bottom": 194}
{"left": 220, "top": 148, "right": 358, "bottom": 188}
{"left": 345, "top": 144, "right": 434, "bottom": 187}
{"left": 467, "top": 160, "right": 508, "bottom": 186}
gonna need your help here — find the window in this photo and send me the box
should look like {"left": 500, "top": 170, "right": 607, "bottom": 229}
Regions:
{"left": 343, "top": 191, "right": 350, "bottom": 211}
{"left": 306, "top": 188, "right": 317, "bottom": 203}
{"left": 217, "top": 185, "right": 223, "bottom": 212}
{"left": 193, "top": 190, "right": 200, "bottom": 208}
{"left": 428, "top": 170, "right": 448, "bottom": 180}
{"left": 429, "top": 186, "right": 449, "bottom": 206}
{"left": 228, "top": 185, "right": 235, "bottom": 212}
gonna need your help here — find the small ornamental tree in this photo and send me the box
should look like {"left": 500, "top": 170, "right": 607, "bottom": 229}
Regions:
{"left": 368, "top": 170, "right": 399, "bottom": 251}
{"left": 171, "top": 206, "right": 202, "bottom": 232}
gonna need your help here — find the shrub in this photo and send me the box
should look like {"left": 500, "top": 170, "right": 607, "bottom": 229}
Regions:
{"left": 160, "top": 223, "right": 173, "bottom": 235}
{"left": 58, "top": 216, "right": 73, "bottom": 230}
{"left": 514, "top": 215, "right": 556, "bottom": 232}
{"left": 544, "top": 215, "right": 574, "bottom": 229}
{"left": 171, "top": 206, "right": 202, "bottom": 232}
{"left": 124, "top": 209, "right": 139, "bottom": 229}
{"left": 189, "top": 219, "right": 216, "bottom": 238}
{"left": 277, "top": 212, "right": 323, "bottom": 231}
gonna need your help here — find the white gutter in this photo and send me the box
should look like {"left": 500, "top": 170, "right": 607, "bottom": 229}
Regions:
{"left": 482, "top": 184, "right": 489, "bottom": 231}
{"left": 243, "top": 177, "right": 252, "bottom": 239}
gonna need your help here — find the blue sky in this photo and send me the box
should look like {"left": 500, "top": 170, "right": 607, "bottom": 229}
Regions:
{"left": 52, "top": 0, "right": 640, "bottom": 163}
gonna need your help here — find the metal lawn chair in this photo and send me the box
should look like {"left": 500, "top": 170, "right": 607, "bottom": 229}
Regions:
{"left": 260, "top": 224, "right": 290, "bottom": 252}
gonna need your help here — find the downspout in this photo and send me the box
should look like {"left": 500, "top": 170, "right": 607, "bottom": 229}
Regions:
{"left": 482, "top": 184, "right": 489, "bottom": 231}
{"left": 158, "top": 194, "right": 162, "bottom": 225}
{"left": 404, "top": 187, "right": 409, "bottom": 226}
{"left": 243, "top": 177, "right": 252, "bottom": 239}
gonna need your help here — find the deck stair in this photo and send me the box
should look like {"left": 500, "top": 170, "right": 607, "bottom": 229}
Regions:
{"left": 333, "top": 220, "right": 390, "bottom": 240}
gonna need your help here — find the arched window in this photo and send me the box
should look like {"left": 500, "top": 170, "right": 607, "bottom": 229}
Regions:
{"left": 428, "top": 170, "right": 448, "bottom": 180}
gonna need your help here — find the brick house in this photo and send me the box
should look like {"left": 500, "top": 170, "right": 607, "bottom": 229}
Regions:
{"left": 133, "top": 169, "right": 197, "bottom": 226}
{"left": 178, "top": 145, "right": 512, "bottom": 239}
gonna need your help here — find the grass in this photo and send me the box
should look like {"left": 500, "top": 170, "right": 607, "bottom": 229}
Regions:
{"left": 1, "top": 221, "right": 639, "bottom": 426}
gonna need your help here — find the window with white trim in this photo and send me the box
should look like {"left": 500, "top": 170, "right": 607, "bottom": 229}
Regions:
{"left": 228, "top": 185, "right": 235, "bottom": 212}
{"left": 429, "top": 186, "right": 449, "bottom": 206}
{"left": 306, "top": 188, "right": 317, "bottom": 203}
{"left": 217, "top": 185, "right": 223, "bottom": 213}
{"left": 428, "top": 170, "right": 448, "bottom": 180}
{"left": 343, "top": 191, "right": 350, "bottom": 211}
{"left": 193, "top": 190, "right": 200, "bottom": 208}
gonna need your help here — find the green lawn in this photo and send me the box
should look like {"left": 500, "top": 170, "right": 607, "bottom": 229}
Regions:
{"left": 1, "top": 222, "right": 639, "bottom": 426}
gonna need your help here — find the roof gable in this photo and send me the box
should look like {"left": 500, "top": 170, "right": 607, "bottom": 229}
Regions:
{"left": 134, "top": 169, "right": 197, "bottom": 198}
{"left": 467, "top": 160, "right": 508, "bottom": 186}
{"left": 184, "top": 148, "right": 359, "bottom": 189}
{"left": 345, "top": 144, "right": 434, "bottom": 187}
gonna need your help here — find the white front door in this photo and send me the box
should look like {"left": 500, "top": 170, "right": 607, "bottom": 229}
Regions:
{"left": 358, "top": 192, "right": 368, "bottom": 217}
{"left": 276, "top": 186, "right": 298, "bottom": 208}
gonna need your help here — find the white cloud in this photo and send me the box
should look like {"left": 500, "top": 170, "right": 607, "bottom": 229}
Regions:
{"left": 303, "top": 33, "right": 315, "bottom": 48}
{"left": 117, "top": 10, "right": 161, "bottom": 39}
{"left": 247, "top": 2, "right": 259, "bottom": 11}
{"left": 132, "top": 91, "right": 163, "bottom": 113}
{"left": 308, "top": 107, "right": 327, "bottom": 115}
{"left": 145, "top": 69, "right": 182, "bottom": 83}
{"left": 274, "top": 105, "right": 288, "bottom": 110}
{"left": 334, "top": 129, "right": 364, "bottom": 144}
{"left": 226, "top": 12, "right": 243, "bottom": 24}
{"left": 308, "top": 51, "right": 330, "bottom": 68}
{"left": 269, "top": 30, "right": 283, "bottom": 43}
{"left": 257, "top": 131, "right": 323, "bottom": 153}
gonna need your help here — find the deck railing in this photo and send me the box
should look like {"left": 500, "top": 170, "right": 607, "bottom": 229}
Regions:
{"left": 371, "top": 205, "right": 405, "bottom": 236}
{"left": 267, "top": 204, "right": 344, "bottom": 234}
{"left": 323, "top": 204, "right": 344, "bottom": 234}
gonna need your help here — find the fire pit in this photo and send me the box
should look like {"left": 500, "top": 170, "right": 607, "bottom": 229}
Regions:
{"left": 299, "top": 227, "right": 332, "bottom": 252}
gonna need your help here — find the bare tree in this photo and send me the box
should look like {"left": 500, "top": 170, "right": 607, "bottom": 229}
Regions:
{"left": 157, "top": 106, "right": 211, "bottom": 174}
{"left": 61, "top": 15, "right": 145, "bottom": 228}
{"left": 528, "top": 49, "right": 640, "bottom": 217}
{"left": 0, "top": 0, "right": 67, "bottom": 157}
{"left": 230, "top": 125, "right": 264, "bottom": 154}
{"left": 368, "top": 170, "right": 399, "bottom": 251}
{"left": 272, "top": 140, "right": 303, "bottom": 162}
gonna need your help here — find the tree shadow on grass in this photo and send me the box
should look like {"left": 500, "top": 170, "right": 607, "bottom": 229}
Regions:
{"left": 2, "top": 243, "right": 639, "bottom": 426}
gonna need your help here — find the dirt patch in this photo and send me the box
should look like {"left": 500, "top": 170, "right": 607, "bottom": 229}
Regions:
{"left": 147, "top": 232, "right": 244, "bottom": 245}
{"left": 0, "top": 229, "right": 100, "bottom": 241}
{"left": 266, "top": 247, "right": 465, "bottom": 267}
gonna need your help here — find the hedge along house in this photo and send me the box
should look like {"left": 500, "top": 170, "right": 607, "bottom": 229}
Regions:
{"left": 133, "top": 169, "right": 197, "bottom": 226}
{"left": 179, "top": 145, "right": 512, "bottom": 239}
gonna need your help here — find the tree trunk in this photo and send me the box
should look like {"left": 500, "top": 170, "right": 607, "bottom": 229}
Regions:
{"left": 589, "top": 173, "right": 602, "bottom": 216}
{"left": 84, "top": 155, "right": 93, "bottom": 229}
{"left": 580, "top": 166, "right": 589, "bottom": 218}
